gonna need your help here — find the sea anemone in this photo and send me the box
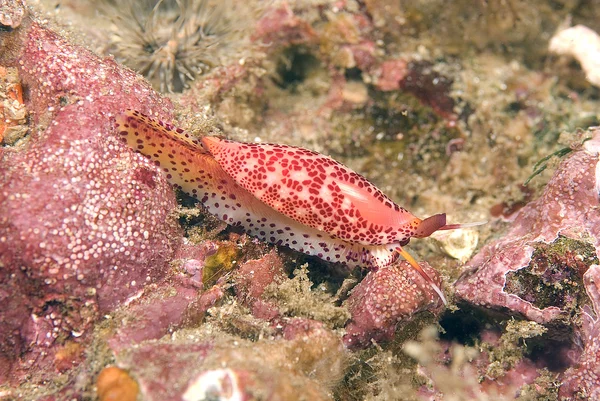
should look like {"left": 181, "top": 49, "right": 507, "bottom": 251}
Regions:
{"left": 102, "top": 0, "right": 255, "bottom": 93}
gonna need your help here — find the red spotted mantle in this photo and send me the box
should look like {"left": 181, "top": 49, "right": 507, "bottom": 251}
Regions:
{"left": 115, "top": 110, "right": 476, "bottom": 303}
{"left": 202, "top": 137, "right": 419, "bottom": 246}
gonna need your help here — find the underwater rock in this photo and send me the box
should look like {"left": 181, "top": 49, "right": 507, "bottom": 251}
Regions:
{"left": 414, "top": 342, "right": 543, "bottom": 400}
{"left": 375, "top": 60, "right": 457, "bottom": 120}
{"left": 177, "top": 240, "right": 217, "bottom": 288}
{"left": 345, "top": 40, "right": 377, "bottom": 72}
{"left": 560, "top": 264, "right": 600, "bottom": 399}
{"left": 278, "top": 316, "right": 346, "bottom": 386}
{"left": 116, "top": 329, "right": 341, "bottom": 401}
{"left": 120, "top": 342, "right": 214, "bottom": 401}
{"left": 343, "top": 261, "right": 444, "bottom": 349}
{"left": 0, "top": 17, "right": 172, "bottom": 125}
{"left": 455, "top": 130, "right": 600, "bottom": 323}
{"left": 405, "top": 325, "right": 552, "bottom": 400}
{"left": 233, "top": 250, "right": 286, "bottom": 316}
{"left": 432, "top": 228, "right": 479, "bottom": 263}
{"left": 107, "top": 276, "right": 201, "bottom": 354}
{"left": 375, "top": 59, "right": 408, "bottom": 92}
{"left": 253, "top": 3, "right": 316, "bottom": 46}
{"left": 399, "top": 61, "right": 457, "bottom": 120}
{"left": 0, "top": 66, "right": 27, "bottom": 145}
{"left": 182, "top": 368, "right": 255, "bottom": 401}
{"left": 0, "top": 18, "right": 179, "bottom": 383}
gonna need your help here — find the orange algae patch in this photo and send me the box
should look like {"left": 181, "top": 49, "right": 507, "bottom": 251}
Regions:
{"left": 96, "top": 366, "right": 139, "bottom": 401}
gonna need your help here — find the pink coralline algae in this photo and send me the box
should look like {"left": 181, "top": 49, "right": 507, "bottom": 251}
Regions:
{"left": 106, "top": 276, "right": 201, "bottom": 354}
{"left": 0, "top": 18, "right": 180, "bottom": 383}
{"left": 455, "top": 130, "right": 600, "bottom": 324}
{"left": 343, "top": 261, "right": 444, "bottom": 349}
{"left": 233, "top": 250, "right": 286, "bottom": 320}
{"left": 234, "top": 250, "right": 286, "bottom": 303}
{"left": 375, "top": 59, "right": 409, "bottom": 92}
{"left": 375, "top": 60, "right": 457, "bottom": 120}
{"left": 560, "top": 264, "right": 600, "bottom": 399}
{"left": 115, "top": 319, "right": 342, "bottom": 401}
{"left": 252, "top": 3, "right": 317, "bottom": 46}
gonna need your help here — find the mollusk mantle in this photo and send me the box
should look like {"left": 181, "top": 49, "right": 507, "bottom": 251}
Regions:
{"left": 115, "top": 109, "right": 478, "bottom": 303}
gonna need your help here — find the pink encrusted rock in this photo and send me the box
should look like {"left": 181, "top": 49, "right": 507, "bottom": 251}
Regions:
{"left": 343, "top": 261, "right": 444, "bottom": 349}
{"left": 234, "top": 250, "right": 286, "bottom": 321}
{"left": 175, "top": 241, "right": 220, "bottom": 288}
{"left": 107, "top": 276, "right": 201, "bottom": 354}
{"left": 120, "top": 342, "right": 214, "bottom": 401}
{"left": 234, "top": 250, "right": 286, "bottom": 312}
{"left": 375, "top": 59, "right": 409, "bottom": 92}
{"left": 347, "top": 41, "right": 377, "bottom": 72}
{"left": 560, "top": 264, "right": 600, "bottom": 399}
{"left": 455, "top": 130, "right": 600, "bottom": 323}
{"left": 278, "top": 317, "right": 346, "bottom": 382}
{"left": 0, "top": 0, "right": 24, "bottom": 28}
{"left": 115, "top": 328, "right": 339, "bottom": 401}
{"left": 178, "top": 284, "right": 227, "bottom": 328}
{"left": 252, "top": 3, "right": 316, "bottom": 46}
{"left": 0, "top": 19, "right": 180, "bottom": 383}
{"left": 123, "top": 343, "right": 333, "bottom": 401}
{"left": 280, "top": 317, "right": 330, "bottom": 341}
{"left": 1, "top": 18, "right": 172, "bottom": 125}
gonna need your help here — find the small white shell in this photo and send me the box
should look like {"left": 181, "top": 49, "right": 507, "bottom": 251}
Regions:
{"left": 183, "top": 369, "right": 243, "bottom": 401}
{"left": 431, "top": 228, "right": 479, "bottom": 263}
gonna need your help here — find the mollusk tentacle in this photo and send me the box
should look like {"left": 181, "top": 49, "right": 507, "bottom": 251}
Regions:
{"left": 413, "top": 213, "right": 446, "bottom": 238}
{"left": 396, "top": 247, "right": 447, "bottom": 305}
